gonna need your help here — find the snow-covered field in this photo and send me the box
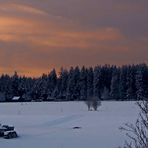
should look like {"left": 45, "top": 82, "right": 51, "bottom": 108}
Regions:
{"left": 0, "top": 101, "right": 138, "bottom": 148}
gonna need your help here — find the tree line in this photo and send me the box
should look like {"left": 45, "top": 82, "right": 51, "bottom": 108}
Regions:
{"left": 0, "top": 64, "right": 147, "bottom": 102}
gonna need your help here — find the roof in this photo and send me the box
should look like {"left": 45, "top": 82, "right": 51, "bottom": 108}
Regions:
{"left": 12, "top": 96, "right": 20, "bottom": 101}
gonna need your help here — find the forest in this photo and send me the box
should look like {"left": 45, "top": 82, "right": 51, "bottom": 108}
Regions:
{"left": 0, "top": 64, "right": 147, "bottom": 102}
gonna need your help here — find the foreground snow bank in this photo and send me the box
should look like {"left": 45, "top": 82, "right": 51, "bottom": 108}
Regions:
{"left": 0, "top": 101, "right": 138, "bottom": 148}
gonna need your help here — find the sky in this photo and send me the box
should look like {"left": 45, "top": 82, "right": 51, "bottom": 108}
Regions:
{"left": 0, "top": 0, "right": 148, "bottom": 77}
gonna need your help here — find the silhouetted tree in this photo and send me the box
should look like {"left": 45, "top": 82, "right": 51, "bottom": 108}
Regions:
{"left": 120, "top": 101, "right": 148, "bottom": 148}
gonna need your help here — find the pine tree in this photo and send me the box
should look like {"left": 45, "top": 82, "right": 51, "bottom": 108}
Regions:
{"left": 93, "top": 66, "right": 102, "bottom": 99}
{"left": 143, "top": 64, "right": 148, "bottom": 99}
{"left": 102, "top": 65, "right": 112, "bottom": 92}
{"left": 102, "top": 87, "right": 110, "bottom": 100}
{"left": 59, "top": 68, "right": 68, "bottom": 100}
{"left": 40, "top": 74, "right": 48, "bottom": 100}
{"left": 110, "top": 68, "right": 120, "bottom": 100}
{"left": 73, "top": 67, "right": 81, "bottom": 100}
{"left": 67, "top": 67, "right": 75, "bottom": 100}
{"left": 119, "top": 66, "right": 127, "bottom": 100}
{"left": 12, "top": 71, "right": 19, "bottom": 96}
{"left": 87, "top": 67, "right": 94, "bottom": 98}
{"left": 18, "top": 77, "right": 27, "bottom": 101}
{"left": 79, "top": 66, "right": 87, "bottom": 100}
{"left": 136, "top": 66, "right": 144, "bottom": 100}
{"left": 126, "top": 66, "right": 136, "bottom": 100}
{"left": 47, "top": 69, "right": 57, "bottom": 99}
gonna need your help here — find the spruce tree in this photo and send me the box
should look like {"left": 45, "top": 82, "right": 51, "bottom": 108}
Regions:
{"left": 87, "top": 67, "right": 94, "bottom": 98}
{"left": 136, "top": 66, "right": 144, "bottom": 100}
{"left": 110, "top": 68, "right": 120, "bottom": 100}
{"left": 93, "top": 66, "right": 102, "bottom": 99}
{"left": 119, "top": 66, "right": 127, "bottom": 100}
{"left": 79, "top": 66, "right": 87, "bottom": 100}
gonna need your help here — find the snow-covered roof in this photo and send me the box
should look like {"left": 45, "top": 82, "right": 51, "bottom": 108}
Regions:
{"left": 0, "top": 125, "right": 6, "bottom": 130}
{"left": 12, "top": 96, "right": 20, "bottom": 101}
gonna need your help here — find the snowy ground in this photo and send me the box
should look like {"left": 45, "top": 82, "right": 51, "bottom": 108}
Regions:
{"left": 0, "top": 101, "right": 139, "bottom": 148}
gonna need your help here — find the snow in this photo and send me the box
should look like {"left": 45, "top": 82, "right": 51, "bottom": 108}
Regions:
{"left": 0, "top": 101, "right": 139, "bottom": 148}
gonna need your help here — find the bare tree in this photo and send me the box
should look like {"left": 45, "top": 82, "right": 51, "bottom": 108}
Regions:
{"left": 85, "top": 96, "right": 101, "bottom": 111}
{"left": 120, "top": 100, "right": 148, "bottom": 148}
{"left": 85, "top": 97, "right": 92, "bottom": 111}
{"left": 92, "top": 96, "right": 101, "bottom": 111}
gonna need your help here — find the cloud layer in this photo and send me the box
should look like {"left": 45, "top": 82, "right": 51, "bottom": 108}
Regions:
{"left": 0, "top": 0, "right": 147, "bottom": 76}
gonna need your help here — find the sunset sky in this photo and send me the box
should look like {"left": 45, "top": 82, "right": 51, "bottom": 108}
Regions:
{"left": 0, "top": 0, "right": 148, "bottom": 76}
